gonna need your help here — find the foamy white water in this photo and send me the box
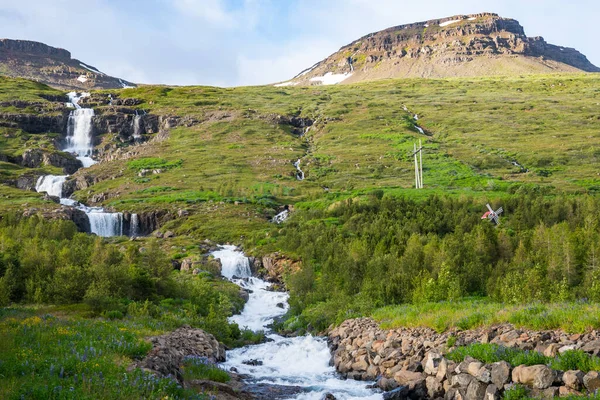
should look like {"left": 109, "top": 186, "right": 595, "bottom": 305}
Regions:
{"left": 36, "top": 175, "right": 68, "bottom": 198}
{"left": 212, "top": 246, "right": 382, "bottom": 400}
{"left": 293, "top": 159, "right": 304, "bottom": 181}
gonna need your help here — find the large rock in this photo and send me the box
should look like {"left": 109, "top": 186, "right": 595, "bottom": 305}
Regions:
{"left": 563, "top": 370, "right": 584, "bottom": 390}
{"left": 512, "top": 365, "right": 555, "bottom": 389}
{"left": 423, "top": 350, "right": 443, "bottom": 375}
{"left": 491, "top": 361, "right": 511, "bottom": 388}
{"left": 383, "top": 386, "right": 410, "bottom": 400}
{"left": 393, "top": 370, "right": 425, "bottom": 390}
{"left": 466, "top": 380, "right": 488, "bottom": 400}
{"left": 583, "top": 370, "right": 600, "bottom": 392}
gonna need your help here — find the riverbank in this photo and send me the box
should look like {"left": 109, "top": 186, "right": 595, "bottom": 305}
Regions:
{"left": 329, "top": 318, "right": 600, "bottom": 399}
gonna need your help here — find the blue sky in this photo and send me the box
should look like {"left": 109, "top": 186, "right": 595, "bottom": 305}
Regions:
{"left": 0, "top": 0, "right": 598, "bottom": 86}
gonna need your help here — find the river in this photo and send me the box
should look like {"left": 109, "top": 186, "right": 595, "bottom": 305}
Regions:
{"left": 212, "top": 245, "right": 383, "bottom": 400}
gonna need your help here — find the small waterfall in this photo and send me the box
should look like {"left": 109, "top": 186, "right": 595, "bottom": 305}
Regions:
{"left": 64, "top": 92, "right": 96, "bottom": 167}
{"left": 130, "top": 213, "right": 140, "bottom": 237}
{"left": 293, "top": 159, "right": 304, "bottom": 181}
{"left": 132, "top": 110, "right": 145, "bottom": 141}
{"left": 35, "top": 175, "right": 68, "bottom": 198}
{"left": 87, "top": 210, "right": 123, "bottom": 237}
{"left": 211, "top": 245, "right": 252, "bottom": 279}
{"left": 272, "top": 210, "right": 289, "bottom": 224}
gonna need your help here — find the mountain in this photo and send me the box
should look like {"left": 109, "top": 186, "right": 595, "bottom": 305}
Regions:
{"left": 280, "top": 13, "right": 600, "bottom": 86}
{"left": 0, "top": 38, "right": 136, "bottom": 90}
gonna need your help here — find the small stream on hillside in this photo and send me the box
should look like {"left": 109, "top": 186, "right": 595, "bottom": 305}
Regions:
{"left": 34, "top": 92, "right": 139, "bottom": 237}
{"left": 212, "top": 246, "right": 382, "bottom": 400}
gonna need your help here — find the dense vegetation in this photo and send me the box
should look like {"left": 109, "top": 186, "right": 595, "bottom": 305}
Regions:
{"left": 274, "top": 193, "right": 600, "bottom": 331}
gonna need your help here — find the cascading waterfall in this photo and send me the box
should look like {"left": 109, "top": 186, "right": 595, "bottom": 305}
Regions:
{"left": 35, "top": 175, "right": 68, "bottom": 198}
{"left": 34, "top": 92, "right": 139, "bottom": 238}
{"left": 212, "top": 246, "right": 382, "bottom": 400}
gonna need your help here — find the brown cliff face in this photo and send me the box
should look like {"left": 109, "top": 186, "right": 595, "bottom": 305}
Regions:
{"left": 286, "top": 13, "right": 600, "bottom": 85}
{"left": 0, "top": 39, "right": 136, "bottom": 90}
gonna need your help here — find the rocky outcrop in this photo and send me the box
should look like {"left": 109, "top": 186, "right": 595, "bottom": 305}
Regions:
{"left": 136, "top": 210, "right": 174, "bottom": 236}
{"left": 17, "top": 149, "right": 82, "bottom": 174}
{"left": 252, "top": 253, "right": 302, "bottom": 284}
{"left": 134, "top": 325, "right": 225, "bottom": 381}
{"left": 286, "top": 13, "right": 600, "bottom": 84}
{"left": 328, "top": 318, "right": 600, "bottom": 399}
{"left": 23, "top": 206, "right": 90, "bottom": 232}
{"left": 0, "top": 38, "right": 136, "bottom": 90}
{"left": 0, "top": 112, "right": 67, "bottom": 134}
{"left": 263, "top": 114, "right": 314, "bottom": 136}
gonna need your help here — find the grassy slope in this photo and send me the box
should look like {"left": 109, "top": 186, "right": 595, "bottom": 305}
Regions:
{"left": 1, "top": 73, "right": 600, "bottom": 238}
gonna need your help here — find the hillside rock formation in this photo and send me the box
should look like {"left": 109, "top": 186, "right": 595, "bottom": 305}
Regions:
{"left": 0, "top": 39, "right": 136, "bottom": 90}
{"left": 285, "top": 13, "right": 599, "bottom": 85}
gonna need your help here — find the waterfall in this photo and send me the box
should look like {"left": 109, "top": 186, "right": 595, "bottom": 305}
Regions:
{"left": 35, "top": 175, "right": 68, "bottom": 198}
{"left": 130, "top": 213, "right": 140, "bottom": 237}
{"left": 132, "top": 110, "right": 145, "bottom": 140}
{"left": 212, "top": 245, "right": 252, "bottom": 279}
{"left": 86, "top": 209, "right": 123, "bottom": 237}
{"left": 293, "top": 159, "right": 304, "bottom": 181}
{"left": 33, "top": 92, "right": 138, "bottom": 239}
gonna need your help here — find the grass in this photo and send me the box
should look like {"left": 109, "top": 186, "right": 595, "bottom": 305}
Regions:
{"left": 3, "top": 73, "right": 600, "bottom": 240}
{"left": 448, "top": 343, "right": 600, "bottom": 373}
{"left": 0, "top": 307, "right": 207, "bottom": 400}
{"left": 180, "top": 356, "right": 230, "bottom": 383}
{"left": 371, "top": 298, "right": 600, "bottom": 333}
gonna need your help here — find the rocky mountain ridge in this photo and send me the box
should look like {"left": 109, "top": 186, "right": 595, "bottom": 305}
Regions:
{"left": 0, "top": 38, "right": 136, "bottom": 90}
{"left": 284, "top": 13, "right": 600, "bottom": 85}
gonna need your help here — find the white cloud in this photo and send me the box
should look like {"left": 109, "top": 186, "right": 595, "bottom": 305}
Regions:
{"left": 171, "top": 0, "right": 234, "bottom": 25}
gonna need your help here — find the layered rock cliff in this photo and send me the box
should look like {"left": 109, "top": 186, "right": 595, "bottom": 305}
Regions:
{"left": 285, "top": 13, "right": 599, "bottom": 85}
{"left": 0, "top": 39, "right": 136, "bottom": 90}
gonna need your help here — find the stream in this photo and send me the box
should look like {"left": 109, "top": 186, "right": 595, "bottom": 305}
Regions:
{"left": 212, "top": 246, "right": 382, "bottom": 400}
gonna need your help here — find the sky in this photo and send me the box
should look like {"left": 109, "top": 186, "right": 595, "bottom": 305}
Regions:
{"left": 0, "top": 0, "right": 598, "bottom": 87}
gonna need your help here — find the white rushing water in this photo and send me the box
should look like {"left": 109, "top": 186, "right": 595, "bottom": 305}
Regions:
{"left": 35, "top": 175, "right": 68, "bottom": 198}
{"left": 293, "top": 159, "right": 305, "bottom": 181}
{"left": 34, "top": 92, "right": 138, "bottom": 238}
{"left": 212, "top": 246, "right": 382, "bottom": 400}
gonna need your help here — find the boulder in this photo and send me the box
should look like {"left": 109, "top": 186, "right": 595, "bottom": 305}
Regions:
{"left": 562, "top": 370, "right": 584, "bottom": 390}
{"left": 451, "top": 373, "right": 474, "bottom": 388}
{"left": 512, "top": 365, "right": 555, "bottom": 389}
{"left": 484, "top": 384, "right": 500, "bottom": 400}
{"left": 377, "top": 377, "right": 399, "bottom": 392}
{"left": 543, "top": 343, "right": 560, "bottom": 357}
{"left": 491, "top": 361, "right": 511, "bottom": 388}
{"left": 466, "top": 380, "right": 487, "bottom": 400}
{"left": 583, "top": 371, "right": 600, "bottom": 392}
{"left": 581, "top": 340, "right": 600, "bottom": 356}
{"left": 423, "top": 351, "right": 444, "bottom": 375}
{"left": 393, "top": 370, "right": 425, "bottom": 390}
{"left": 426, "top": 376, "right": 444, "bottom": 398}
{"left": 383, "top": 386, "right": 410, "bottom": 400}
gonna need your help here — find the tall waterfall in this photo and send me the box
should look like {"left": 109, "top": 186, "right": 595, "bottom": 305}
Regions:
{"left": 34, "top": 92, "right": 140, "bottom": 238}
